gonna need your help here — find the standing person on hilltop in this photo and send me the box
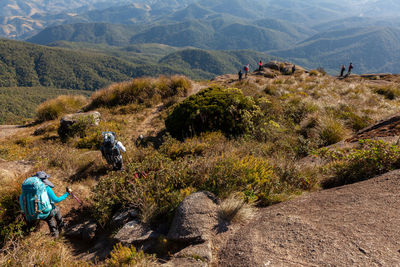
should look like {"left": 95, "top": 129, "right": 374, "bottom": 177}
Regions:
{"left": 292, "top": 64, "right": 296, "bottom": 74}
{"left": 244, "top": 64, "right": 250, "bottom": 78}
{"left": 238, "top": 69, "right": 243, "bottom": 81}
{"left": 258, "top": 60, "right": 263, "bottom": 72}
{"left": 19, "top": 171, "right": 72, "bottom": 238}
{"left": 347, "top": 62, "right": 354, "bottom": 77}
{"left": 340, "top": 65, "right": 346, "bottom": 77}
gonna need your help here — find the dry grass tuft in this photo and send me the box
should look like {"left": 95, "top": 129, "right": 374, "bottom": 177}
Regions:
{"left": 0, "top": 232, "right": 82, "bottom": 267}
{"left": 218, "top": 194, "right": 255, "bottom": 224}
{"left": 36, "top": 95, "right": 87, "bottom": 122}
{"left": 87, "top": 75, "right": 192, "bottom": 110}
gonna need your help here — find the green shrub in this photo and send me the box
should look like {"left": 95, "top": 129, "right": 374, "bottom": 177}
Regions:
{"left": 201, "top": 155, "right": 279, "bottom": 204}
{"left": 75, "top": 121, "right": 121, "bottom": 149}
{"left": 165, "top": 86, "right": 259, "bottom": 139}
{"left": 320, "top": 140, "right": 400, "bottom": 188}
{"left": 58, "top": 115, "right": 96, "bottom": 143}
{"left": 92, "top": 151, "right": 193, "bottom": 225}
{"left": 374, "top": 85, "right": 400, "bottom": 100}
{"left": 105, "top": 243, "right": 156, "bottom": 267}
{"left": 36, "top": 95, "right": 87, "bottom": 122}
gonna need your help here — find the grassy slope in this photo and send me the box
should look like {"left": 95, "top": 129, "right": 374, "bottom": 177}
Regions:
{"left": 2, "top": 71, "right": 400, "bottom": 264}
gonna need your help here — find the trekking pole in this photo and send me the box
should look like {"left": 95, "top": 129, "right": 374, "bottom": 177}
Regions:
{"left": 67, "top": 187, "right": 82, "bottom": 205}
{"left": 71, "top": 192, "right": 82, "bottom": 205}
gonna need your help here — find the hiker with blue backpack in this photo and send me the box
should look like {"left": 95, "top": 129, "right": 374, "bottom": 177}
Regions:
{"left": 19, "top": 171, "right": 72, "bottom": 238}
{"left": 101, "top": 131, "right": 126, "bottom": 170}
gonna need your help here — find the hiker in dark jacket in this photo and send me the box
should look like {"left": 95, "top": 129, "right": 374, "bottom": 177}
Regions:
{"left": 238, "top": 69, "right": 243, "bottom": 81}
{"left": 101, "top": 132, "right": 126, "bottom": 170}
{"left": 347, "top": 62, "right": 353, "bottom": 76}
{"left": 340, "top": 65, "right": 346, "bottom": 77}
{"left": 20, "top": 171, "right": 71, "bottom": 237}
{"left": 292, "top": 65, "right": 296, "bottom": 74}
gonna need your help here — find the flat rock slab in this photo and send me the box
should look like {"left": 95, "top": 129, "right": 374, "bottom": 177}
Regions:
{"left": 168, "top": 191, "right": 218, "bottom": 243}
{"left": 218, "top": 170, "right": 400, "bottom": 266}
{"left": 66, "top": 220, "right": 97, "bottom": 242}
{"left": 176, "top": 241, "right": 212, "bottom": 263}
{"left": 114, "top": 220, "right": 159, "bottom": 245}
{"left": 163, "top": 257, "right": 208, "bottom": 267}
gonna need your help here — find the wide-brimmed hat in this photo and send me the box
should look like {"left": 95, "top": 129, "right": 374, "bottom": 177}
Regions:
{"left": 35, "top": 171, "right": 54, "bottom": 188}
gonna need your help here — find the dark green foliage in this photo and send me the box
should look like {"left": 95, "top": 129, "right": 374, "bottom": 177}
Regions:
{"left": 165, "top": 86, "right": 258, "bottom": 139}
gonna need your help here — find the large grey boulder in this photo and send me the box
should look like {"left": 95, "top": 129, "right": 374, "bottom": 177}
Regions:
{"left": 114, "top": 220, "right": 159, "bottom": 246}
{"left": 168, "top": 192, "right": 218, "bottom": 243}
{"left": 58, "top": 111, "right": 100, "bottom": 141}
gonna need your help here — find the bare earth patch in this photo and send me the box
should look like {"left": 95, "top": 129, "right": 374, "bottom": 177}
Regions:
{"left": 218, "top": 170, "right": 400, "bottom": 266}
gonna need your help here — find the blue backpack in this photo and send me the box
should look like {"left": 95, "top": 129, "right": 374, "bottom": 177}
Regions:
{"left": 19, "top": 177, "right": 53, "bottom": 221}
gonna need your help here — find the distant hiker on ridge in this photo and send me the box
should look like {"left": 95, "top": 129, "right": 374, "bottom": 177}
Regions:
{"left": 292, "top": 64, "right": 296, "bottom": 74}
{"left": 238, "top": 69, "right": 243, "bottom": 81}
{"left": 346, "top": 62, "right": 353, "bottom": 77}
{"left": 244, "top": 64, "right": 250, "bottom": 77}
{"left": 19, "top": 171, "right": 72, "bottom": 238}
{"left": 258, "top": 60, "right": 263, "bottom": 72}
{"left": 340, "top": 65, "right": 346, "bottom": 77}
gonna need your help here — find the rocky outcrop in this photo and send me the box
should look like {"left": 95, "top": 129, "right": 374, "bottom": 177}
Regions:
{"left": 168, "top": 191, "right": 218, "bottom": 243}
{"left": 264, "top": 61, "right": 306, "bottom": 75}
{"left": 66, "top": 220, "right": 97, "bottom": 242}
{"left": 58, "top": 111, "right": 100, "bottom": 141}
{"left": 113, "top": 220, "right": 159, "bottom": 247}
{"left": 111, "top": 209, "right": 139, "bottom": 228}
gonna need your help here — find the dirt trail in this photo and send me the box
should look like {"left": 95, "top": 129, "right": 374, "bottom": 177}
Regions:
{"left": 0, "top": 125, "right": 26, "bottom": 140}
{"left": 135, "top": 82, "right": 207, "bottom": 137}
{"left": 218, "top": 170, "right": 400, "bottom": 266}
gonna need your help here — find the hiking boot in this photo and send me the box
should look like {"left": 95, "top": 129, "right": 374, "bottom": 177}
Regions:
{"left": 58, "top": 221, "right": 65, "bottom": 233}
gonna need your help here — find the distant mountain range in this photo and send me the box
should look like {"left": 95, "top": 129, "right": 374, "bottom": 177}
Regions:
{"left": 0, "top": 39, "right": 274, "bottom": 90}
{"left": 2, "top": 0, "right": 400, "bottom": 75}
{"left": 272, "top": 27, "right": 400, "bottom": 74}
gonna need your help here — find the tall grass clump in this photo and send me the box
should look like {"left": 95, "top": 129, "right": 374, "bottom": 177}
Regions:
{"left": 0, "top": 176, "right": 28, "bottom": 248}
{"left": 319, "top": 139, "right": 400, "bottom": 188}
{"left": 218, "top": 194, "right": 255, "bottom": 224}
{"left": 87, "top": 76, "right": 192, "bottom": 110}
{"left": 36, "top": 95, "right": 87, "bottom": 122}
{"left": 318, "top": 117, "right": 349, "bottom": 146}
{"left": 0, "top": 232, "right": 83, "bottom": 267}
